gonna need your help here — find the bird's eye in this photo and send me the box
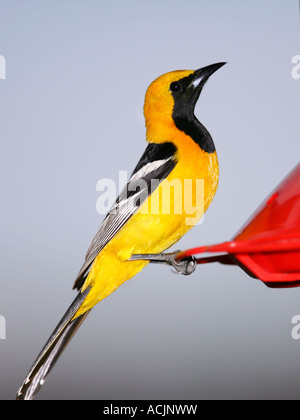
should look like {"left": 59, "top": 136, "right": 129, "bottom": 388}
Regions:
{"left": 170, "top": 82, "right": 182, "bottom": 93}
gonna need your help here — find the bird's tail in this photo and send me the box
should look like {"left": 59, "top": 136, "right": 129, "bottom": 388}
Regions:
{"left": 15, "top": 287, "right": 91, "bottom": 400}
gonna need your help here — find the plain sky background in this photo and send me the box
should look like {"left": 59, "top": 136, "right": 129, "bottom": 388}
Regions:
{"left": 0, "top": 0, "right": 300, "bottom": 400}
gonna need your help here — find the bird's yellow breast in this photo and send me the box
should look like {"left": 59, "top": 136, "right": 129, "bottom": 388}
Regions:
{"left": 76, "top": 134, "right": 218, "bottom": 317}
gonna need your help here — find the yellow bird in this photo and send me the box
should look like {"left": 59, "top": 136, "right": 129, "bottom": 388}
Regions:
{"left": 16, "top": 62, "right": 226, "bottom": 400}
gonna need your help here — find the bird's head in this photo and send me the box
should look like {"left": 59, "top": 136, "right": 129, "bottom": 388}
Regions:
{"left": 144, "top": 63, "right": 226, "bottom": 144}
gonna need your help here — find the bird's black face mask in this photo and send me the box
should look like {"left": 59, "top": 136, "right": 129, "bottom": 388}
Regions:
{"left": 170, "top": 62, "right": 226, "bottom": 153}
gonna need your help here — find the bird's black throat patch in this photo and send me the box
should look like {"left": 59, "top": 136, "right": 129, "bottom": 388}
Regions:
{"left": 171, "top": 73, "right": 216, "bottom": 154}
{"left": 172, "top": 111, "right": 216, "bottom": 154}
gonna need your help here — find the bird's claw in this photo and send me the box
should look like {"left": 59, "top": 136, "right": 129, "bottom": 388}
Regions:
{"left": 129, "top": 251, "right": 197, "bottom": 275}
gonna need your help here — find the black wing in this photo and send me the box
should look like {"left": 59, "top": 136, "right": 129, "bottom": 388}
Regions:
{"left": 73, "top": 142, "right": 177, "bottom": 290}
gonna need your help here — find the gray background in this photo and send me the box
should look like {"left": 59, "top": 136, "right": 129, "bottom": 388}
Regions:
{"left": 0, "top": 0, "right": 300, "bottom": 400}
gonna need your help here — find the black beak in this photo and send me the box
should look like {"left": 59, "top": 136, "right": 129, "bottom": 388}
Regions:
{"left": 185, "top": 62, "right": 226, "bottom": 110}
{"left": 191, "top": 62, "right": 227, "bottom": 90}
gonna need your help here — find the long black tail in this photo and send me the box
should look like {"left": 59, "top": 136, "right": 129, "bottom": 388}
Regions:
{"left": 15, "top": 288, "right": 90, "bottom": 400}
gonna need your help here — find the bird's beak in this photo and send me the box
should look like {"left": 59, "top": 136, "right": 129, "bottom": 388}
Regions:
{"left": 171, "top": 62, "right": 227, "bottom": 121}
{"left": 191, "top": 62, "right": 227, "bottom": 90}
{"left": 186, "top": 62, "right": 226, "bottom": 110}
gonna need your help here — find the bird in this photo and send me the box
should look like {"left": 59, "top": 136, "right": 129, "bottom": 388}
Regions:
{"left": 15, "top": 62, "right": 226, "bottom": 400}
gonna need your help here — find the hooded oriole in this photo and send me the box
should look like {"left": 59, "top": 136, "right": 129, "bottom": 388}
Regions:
{"left": 15, "top": 62, "right": 226, "bottom": 400}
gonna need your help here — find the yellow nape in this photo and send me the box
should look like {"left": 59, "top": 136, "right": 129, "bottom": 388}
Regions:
{"left": 144, "top": 70, "right": 194, "bottom": 144}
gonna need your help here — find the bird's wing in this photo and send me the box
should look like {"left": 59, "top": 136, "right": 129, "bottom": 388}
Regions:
{"left": 73, "top": 142, "right": 177, "bottom": 290}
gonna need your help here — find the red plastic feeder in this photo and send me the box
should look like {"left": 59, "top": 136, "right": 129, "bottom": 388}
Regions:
{"left": 178, "top": 163, "right": 300, "bottom": 288}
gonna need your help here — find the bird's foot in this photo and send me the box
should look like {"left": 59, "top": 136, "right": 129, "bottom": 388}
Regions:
{"left": 129, "top": 251, "right": 197, "bottom": 275}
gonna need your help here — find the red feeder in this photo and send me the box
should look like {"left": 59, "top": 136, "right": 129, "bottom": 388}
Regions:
{"left": 178, "top": 163, "right": 300, "bottom": 288}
